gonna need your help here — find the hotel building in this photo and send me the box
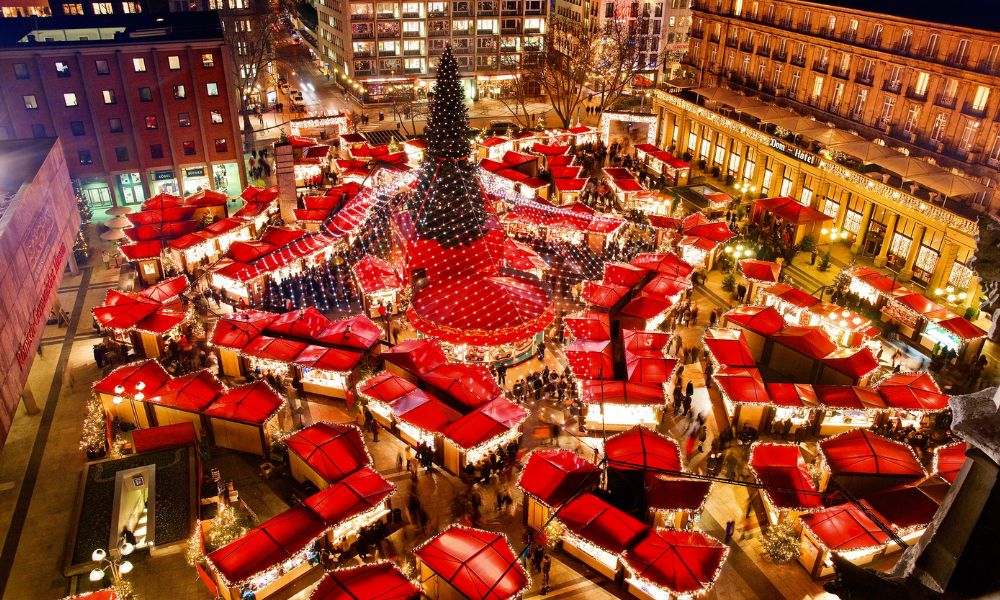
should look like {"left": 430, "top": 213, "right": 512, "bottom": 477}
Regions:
{"left": 652, "top": 0, "right": 1000, "bottom": 305}
{"left": 0, "top": 14, "right": 246, "bottom": 209}
{"left": 313, "top": 0, "right": 547, "bottom": 102}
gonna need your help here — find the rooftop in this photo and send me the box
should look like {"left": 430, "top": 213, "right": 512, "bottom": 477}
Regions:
{"left": 0, "top": 138, "right": 56, "bottom": 196}
{"left": 804, "top": 0, "right": 1000, "bottom": 31}
{"left": 0, "top": 13, "right": 224, "bottom": 48}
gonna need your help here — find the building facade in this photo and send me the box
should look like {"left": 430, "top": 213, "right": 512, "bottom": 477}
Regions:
{"left": 314, "top": 0, "right": 548, "bottom": 102}
{"left": 0, "top": 15, "right": 246, "bottom": 209}
{"left": 686, "top": 0, "right": 1000, "bottom": 208}
{"left": 552, "top": 0, "right": 692, "bottom": 82}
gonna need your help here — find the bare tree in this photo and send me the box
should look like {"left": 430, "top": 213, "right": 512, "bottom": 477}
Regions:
{"left": 496, "top": 70, "right": 541, "bottom": 130}
{"left": 539, "top": 22, "right": 591, "bottom": 128}
{"left": 587, "top": 1, "right": 652, "bottom": 118}
{"left": 390, "top": 99, "right": 430, "bottom": 137}
{"left": 223, "top": 7, "right": 280, "bottom": 144}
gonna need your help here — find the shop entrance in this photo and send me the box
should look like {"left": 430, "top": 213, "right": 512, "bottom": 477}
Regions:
{"left": 212, "top": 163, "right": 241, "bottom": 197}
{"left": 110, "top": 465, "right": 155, "bottom": 550}
{"left": 117, "top": 172, "right": 146, "bottom": 205}
{"left": 182, "top": 167, "right": 211, "bottom": 196}
{"left": 80, "top": 177, "right": 114, "bottom": 209}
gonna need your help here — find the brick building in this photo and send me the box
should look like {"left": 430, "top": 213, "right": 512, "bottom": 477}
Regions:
{"left": 312, "top": 0, "right": 548, "bottom": 103}
{"left": 0, "top": 14, "right": 245, "bottom": 209}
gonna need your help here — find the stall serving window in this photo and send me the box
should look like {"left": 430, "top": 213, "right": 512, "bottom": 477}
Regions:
{"left": 913, "top": 229, "right": 941, "bottom": 285}
{"left": 822, "top": 408, "right": 874, "bottom": 429}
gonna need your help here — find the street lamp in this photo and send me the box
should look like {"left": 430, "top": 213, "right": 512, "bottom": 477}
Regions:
{"left": 734, "top": 181, "right": 756, "bottom": 209}
{"left": 89, "top": 541, "right": 135, "bottom": 593}
{"left": 819, "top": 226, "right": 850, "bottom": 248}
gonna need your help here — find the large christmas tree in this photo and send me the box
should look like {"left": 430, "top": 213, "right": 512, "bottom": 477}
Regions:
{"left": 412, "top": 45, "right": 489, "bottom": 248}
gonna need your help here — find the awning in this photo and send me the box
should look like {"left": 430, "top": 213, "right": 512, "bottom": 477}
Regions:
{"left": 748, "top": 444, "right": 823, "bottom": 510}
{"left": 770, "top": 326, "right": 837, "bottom": 360}
{"left": 799, "top": 503, "right": 890, "bottom": 553}
{"left": 754, "top": 197, "right": 832, "bottom": 226}
{"left": 819, "top": 430, "right": 925, "bottom": 478}
{"left": 714, "top": 367, "right": 769, "bottom": 405}
{"left": 285, "top": 422, "right": 371, "bottom": 485}
{"left": 622, "top": 528, "right": 728, "bottom": 596}
{"left": 381, "top": 338, "right": 448, "bottom": 375}
{"left": 877, "top": 372, "right": 949, "bottom": 412}
{"left": 931, "top": 316, "right": 986, "bottom": 341}
{"left": 763, "top": 283, "right": 820, "bottom": 309}
{"left": 358, "top": 372, "right": 417, "bottom": 403}
{"left": 557, "top": 493, "right": 650, "bottom": 554}
{"left": 309, "top": 562, "right": 420, "bottom": 600}
{"left": 723, "top": 305, "right": 785, "bottom": 336}
{"left": 414, "top": 525, "right": 528, "bottom": 600}
{"left": 630, "top": 252, "right": 694, "bottom": 279}
{"left": 702, "top": 328, "right": 756, "bottom": 368}
{"left": 204, "top": 381, "right": 284, "bottom": 425}
{"left": 442, "top": 398, "right": 527, "bottom": 450}
{"left": 518, "top": 449, "right": 600, "bottom": 507}
{"left": 303, "top": 467, "right": 393, "bottom": 526}
{"left": 764, "top": 383, "right": 818, "bottom": 408}
{"left": 565, "top": 339, "right": 614, "bottom": 379}
{"left": 605, "top": 426, "right": 682, "bottom": 472}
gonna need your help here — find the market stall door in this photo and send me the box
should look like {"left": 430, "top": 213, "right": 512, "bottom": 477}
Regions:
{"left": 209, "top": 418, "right": 264, "bottom": 456}
{"left": 138, "top": 331, "right": 163, "bottom": 359}
{"left": 443, "top": 442, "right": 460, "bottom": 475}
{"left": 219, "top": 348, "right": 243, "bottom": 378}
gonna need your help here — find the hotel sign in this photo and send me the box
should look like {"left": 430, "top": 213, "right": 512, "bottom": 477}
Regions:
{"left": 769, "top": 138, "right": 818, "bottom": 166}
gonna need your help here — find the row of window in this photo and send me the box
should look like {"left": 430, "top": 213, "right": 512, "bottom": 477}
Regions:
{"left": 22, "top": 82, "right": 221, "bottom": 110}
{"left": 76, "top": 139, "right": 229, "bottom": 165}
{"left": 11, "top": 53, "right": 216, "bottom": 80}
{"left": 27, "top": 109, "right": 221, "bottom": 138}
{"left": 350, "top": 0, "right": 544, "bottom": 15}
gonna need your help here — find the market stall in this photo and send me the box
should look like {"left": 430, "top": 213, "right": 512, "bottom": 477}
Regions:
{"left": 760, "top": 284, "right": 821, "bottom": 326}
{"left": 517, "top": 448, "right": 600, "bottom": 532}
{"left": 579, "top": 380, "right": 668, "bottom": 430}
{"left": 146, "top": 370, "right": 224, "bottom": 437}
{"left": 766, "top": 326, "right": 837, "bottom": 382}
{"left": 118, "top": 241, "right": 167, "bottom": 285}
{"left": 203, "top": 381, "right": 285, "bottom": 456}
{"left": 932, "top": 441, "right": 967, "bottom": 483}
{"left": 633, "top": 143, "right": 690, "bottom": 185}
{"left": 303, "top": 466, "right": 394, "bottom": 548}
{"left": 309, "top": 562, "right": 420, "bottom": 600}
{"left": 751, "top": 197, "right": 832, "bottom": 245}
{"left": 817, "top": 429, "right": 925, "bottom": 496}
{"left": 812, "top": 385, "right": 886, "bottom": 435}
{"left": 764, "top": 383, "right": 821, "bottom": 434}
{"left": 808, "top": 303, "right": 880, "bottom": 348}
{"left": 882, "top": 292, "right": 949, "bottom": 339}
{"left": 712, "top": 367, "right": 771, "bottom": 432}
{"left": 621, "top": 529, "right": 728, "bottom": 600}
{"left": 92, "top": 359, "right": 171, "bottom": 429}
{"left": 168, "top": 217, "right": 255, "bottom": 273}
{"left": 92, "top": 281, "right": 189, "bottom": 359}
{"left": 797, "top": 503, "right": 891, "bottom": 579}
{"left": 702, "top": 328, "right": 756, "bottom": 369}
{"left": 747, "top": 443, "right": 824, "bottom": 526}
{"left": 721, "top": 305, "right": 785, "bottom": 361}
{"left": 644, "top": 474, "right": 713, "bottom": 529}
{"left": 739, "top": 260, "right": 781, "bottom": 303}
{"left": 414, "top": 524, "right": 529, "bottom": 600}
{"left": 352, "top": 254, "right": 404, "bottom": 318}
{"left": 817, "top": 346, "right": 880, "bottom": 386}
{"left": 555, "top": 492, "right": 650, "bottom": 579}
{"left": 285, "top": 422, "right": 371, "bottom": 490}
{"left": 921, "top": 315, "right": 986, "bottom": 364}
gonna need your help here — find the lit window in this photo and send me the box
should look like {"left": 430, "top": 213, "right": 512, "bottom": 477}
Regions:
{"left": 95, "top": 60, "right": 110, "bottom": 75}
{"left": 206, "top": 82, "right": 219, "bottom": 96}
{"left": 133, "top": 57, "right": 146, "bottom": 72}
{"left": 63, "top": 3, "right": 83, "bottom": 13}
{"left": 23, "top": 95, "right": 37, "bottom": 109}
{"left": 201, "top": 53, "right": 215, "bottom": 67}
{"left": 214, "top": 138, "right": 228, "bottom": 152}
{"left": 121, "top": 1, "right": 141, "bottom": 11}
{"left": 55, "top": 61, "right": 70, "bottom": 77}
{"left": 178, "top": 112, "right": 191, "bottom": 127}
{"left": 102, "top": 89, "right": 116, "bottom": 104}
{"left": 174, "top": 85, "right": 186, "bottom": 99}
{"left": 167, "top": 56, "right": 181, "bottom": 70}
{"left": 144, "top": 115, "right": 158, "bottom": 130}
{"left": 972, "top": 86, "right": 991, "bottom": 111}
{"left": 64, "top": 93, "right": 78, "bottom": 107}
{"left": 92, "top": 2, "right": 112, "bottom": 13}
{"left": 182, "top": 141, "right": 196, "bottom": 156}
{"left": 210, "top": 109, "right": 223, "bottom": 124}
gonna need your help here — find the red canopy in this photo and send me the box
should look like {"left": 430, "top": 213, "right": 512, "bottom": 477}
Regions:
{"left": 642, "top": 275, "right": 689, "bottom": 300}
{"left": 800, "top": 503, "right": 890, "bottom": 553}
{"left": 502, "top": 239, "right": 547, "bottom": 273}
{"left": 264, "top": 306, "right": 331, "bottom": 341}
{"left": 286, "top": 422, "right": 370, "bottom": 485}
{"left": 152, "top": 370, "right": 225, "bottom": 413}
{"left": 630, "top": 253, "right": 694, "bottom": 279}
{"left": 304, "top": 466, "right": 393, "bottom": 525}
{"left": 685, "top": 221, "right": 735, "bottom": 243}
{"left": 93, "top": 290, "right": 160, "bottom": 330}
{"left": 621, "top": 296, "right": 673, "bottom": 320}
{"left": 423, "top": 364, "right": 502, "bottom": 410}
{"left": 94, "top": 359, "right": 170, "bottom": 396}
{"left": 739, "top": 259, "right": 781, "bottom": 283}
{"left": 754, "top": 197, "right": 832, "bottom": 225}
{"left": 358, "top": 372, "right": 417, "bottom": 403}
{"left": 316, "top": 314, "right": 381, "bottom": 350}
{"left": 644, "top": 473, "right": 713, "bottom": 512}
{"left": 820, "top": 347, "right": 879, "bottom": 378}
{"left": 532, "top": 142, "right": 569, "bottom": 155}
{"left": 764, "top": 283, "right": 820, "bottom": 309}
{"left": 518, "top": 449, "right": 599, "bottom": 507}
{"left": 862, "top": 483, "right": 940, "bottom": 531}
{"left": 295, "top": 345, "right": 363, "bottom": 373}
{"left": 565, "top": 339, "right": 613, "bottom": 379}
{"left": 603, "top": 262, "right": 648, "bottom": 288}
{"left": 310, "top": 562, "right": 420, "bottom": 600}
{"left": 764, "top": 383, "right": 818, "bottom": 408}
{"left": 557, "top": 493, "right": 650, "bottom": 554}
{"left": 625, "top": 352, "right": 677, "bottom": 385}
{"left": 382, "top": 338, "right": 448, "bottom": 375}
{"left": 819, "top": 430, "right": 925, "bottom": 478}
{"left": 442, "top": 398, "right": 527, "bottom": 450}
{"left": 132, "top": 422, "right": 198, "bottom": 454}
{"left": 605, "top": 426, "right": 681, "bottom": 472}
{"left": 414, "top": 525, "right": 528, "bottom": 600}
{"left": 119, "top": 241, "right": 164, "bottom": 261}
{"left": 185, "top": 189, "right": 228, "bottom": 206}
{"left": 892, "top": 292, "right": 946, "bottom": 317}
{"left": 143, "top": 192, "right": 183, "bottom": 210}
{"left": 384, "top": 389, "right": 462, "bottom": 434}
{"left": 703, "top": 328, "right": 756, "bottom": 367}
{"left": 204, "top": 381, "right": 283, "bottom": 425}
{"left": 749, "top": 444, "right": 823, "bottom": 510}
{"left": 714, "top": 367, "right": 769, "bottom": 405}
{"left": 933, "top": 442, "right": 966, "bottom": 483}
{"left": 580, "top": 381, "right": 666, "bottom": 406}
{"left": 211, "top": 311, "right": 278, "bottom": 349}
{"left": 565, "top": 312, "right": 611, "bottom": 341}
{"left": 622, "top": 529, "right": 728, "bottom": 596}
{"left": 139, "top": 275, "right": 188, "bottom": 303}
{"left": 813, "top": 385, "right": 886, "bottom": 410}
{"left": 581, "top": 281, "right": 630, "bottom": 310}
{"left": 877, "top": 372, "right": 949, "bottom": 411}
{"left": 722, "top": 305, "right": 785, "bottom": 336}
{"left": 207, "top": 504, "right": 325, "bottom": 586}
{"left": 243, "top": 335, "right": 309, "bottom": 363}
{"left": 771, "top": 326, "right": 837, "bottom": 360}
{"left": 931, "top": 316, "right": 986, "bottom": 341}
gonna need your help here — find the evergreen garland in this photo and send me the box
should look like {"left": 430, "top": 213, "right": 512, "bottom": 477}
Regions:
{"left": 412, "top": 45, "right": 489, "bottom": 248}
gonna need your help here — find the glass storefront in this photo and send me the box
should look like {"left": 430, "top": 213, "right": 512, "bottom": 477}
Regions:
{"left": 150, "top": 170, "right": 179, "bottom": 196}
{"left": 212, "top": 163, "right": 241, "bottom": 197}
{"left": 79, "top": 176, "right": 113, "bottom": 209}
{"left": 182, "top": 166, "right": 211, "bottom": 196}
{"left": 116, "top": 172, "right": 146, "bottom": 206}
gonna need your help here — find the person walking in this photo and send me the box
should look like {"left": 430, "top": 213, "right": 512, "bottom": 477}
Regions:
{"left": 724, "top": 519, "right": 736, "bottom": 544}
{"left": 541, "top": 554, "right": 552, "bottom": 591}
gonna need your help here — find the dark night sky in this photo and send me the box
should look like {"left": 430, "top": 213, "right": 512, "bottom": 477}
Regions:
{"left": 813, "top": 0, "right": 1000, "bottom": 31}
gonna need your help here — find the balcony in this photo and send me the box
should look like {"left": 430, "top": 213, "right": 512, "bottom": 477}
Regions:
{"left": 861, "top": 35, "right": 881, "bottom": 49}
{"left": 962, "top": 101, "right": 988, "bottom": 118}
{"left": 793, "top": 21, "right": 811, "bottom": 33}
{"left": 351, "top": 13, "right": 373, "bottom": 20}
{"left": 905, "top": 86, "right": 928, "bottom": 101}
{"left": 756, "top": 45, "right": 770, "bottom": 57}
{"left": 832, "top": 66, "right": 850, "bottom": 79}
{"left": 973, "top": 58, "right": 1000, "bottom": 76}
{"left": 882, "top": 80, "right": 901, "bottom": 94}
{"left": 790, "top": 54, "right": 805, "bottom": 67}
{"left": 402, "top": 10, "right": 421, "bottom": 17}
{"left": 404, "top": 48, "right": 423, "bottom": 55}
{"left": 429, "top": 46, "right": 446, "bottom": 54}
{"left": 376, "top": 12, "right": 398, "bottom": 19}
{"left": 690, "top": 27, "right": 704, "bottom": 39}
{"left": 934, "top": 94, "right": 957, "bottom": 109}
{"left": 891, "top": 41, "right": 912, "bottom": 56}
{"left": 945, "top": 52, "right": 969, "bottom": 67}
{"left": 476, "top": 8, "right": 497, "bottom": 15}
{"left": 812, "top": 60, "right": 828, "bottom": 73}
{"left": 523, "top": 44, "right": 541, "bottom": 52}
{"left": 378, "top": 49, "right": 399, "bottom": 56}
{"left": 854, "top": 73, "right": 873, "bottom": 86}
{"left": 429, "top": 28, "right": 450, "bottom": 36}
{"left": 500, "top": 45, "right": 518, "bottom": 52}
{"left": 915, "top": 46, "right": 937, "bottom": 61}
{"left": 709, "top": 34, "right": 720, "bottom": 43}
{"left": 739, "top": 41, "right": 754, "bottom": 52}
{"left": 402, "top": 30, "right": 423, "bottom": 37}
{"left": 725, "top": 37, "right": 738, "bottom": 49}
{"left": 772, "top": 50, "right": 787, "bottom": 62}
{"left": 352, "top": 31, "right": 374, "bottom": 39}
{"left": 839, "top": 31, "right": 857, "bottom": 44}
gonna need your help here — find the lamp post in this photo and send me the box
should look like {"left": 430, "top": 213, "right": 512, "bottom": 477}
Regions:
{"left": 733, "top": 181, "right": 756, "bottom": 212}
{"left": 818, "top": 226, "right": 850, "bottom": 249}
{"left": 89, "top": 541, "right": 135, "bottom": 596}
{"left": 933, "top": 285, "right": 968, "bottom": 306}
{"left": 112, "top": 380, "right": 145, "bottom": 428}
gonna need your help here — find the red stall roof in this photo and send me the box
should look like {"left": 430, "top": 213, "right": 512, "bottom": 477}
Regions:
{"left": 714, "top": 367, "right": 769, "bottom": 405}
{"left": 685, "top": 221, "right": 735, "bottom": 243}
{"left": 423, "top": 364, "right": 503, "bottom": 411}
{"left": 703, "top": 328, "right": 756, "bottom": 368}
{"left": 557, "top": 493, "right": 650, "bottom": 554}
{"left": 625, "top": 351, "right": 677, "bottom": 385}
{"left": 630, "top": 252, "right": 695, "bottom": 279}
{"left": 502, "top": 239, "right": 547, "bottom": 273}
{"left": 739, "top": 259, "right": 781, "bottom": 283}
{"left": 204, "top": 381, "right": 283, "bottom": 425}
{"left": 621, "top": 295, "right": 673, "bottom": 320}
{"left": 642, "top": 275, "right": 689, "bottom": 300}
{"left": 265, "top": 306, "right": 331, "bottom": 341}
{"left": 933, "top": 442, "right": 967, "bottom": 484}
{"left": 763, "top": 283, "right": 820, "bottom": 309}
{"left": 800, "top": 503, "right": 890, "bottom": 553}
{"left": 581, "top": 280, "right": 631, "bottom": 310}
{"left": 622, "top": 529, "right": 728, "bottom": 596}
{"left": 310, "top": 562, "right": 420, "bottom": 600}
{"left": 812, "top": 385, "right": 886, "bottom": 411}
{"left": 820, "top": 347, "right": 879, "bottom": 378}
{"left": 119, "top": 241, "right": 164, "bottom": 261}
{"left": 151, "top": 370, "right": 225, "bottom": 413}
{"left": 442, "top": 398, "right": 527, "bottom": 450}
{"left": 722, "top": 305, "right": 785, "bottom": 336}
{"left": 358, "top": 372, "right": 417, "bottom": 403}
{"left": 243, "top": 335, "right": 310, "bottom": 363}
{"left": 286, "top": 422, "right": 370, "bottom": 485}
{"left": 93, "top": 360, "right": 170, "bottom": 396}
{"left": 316, "top": 314, "right": 381, "bottom": 350}
{"left": 565, "top": 312, "right": 612, "bottom": 341}
{"left": 211, "top": 311, "right": 279, "bottom": 348}
{"left": 295, "top": 345, "right": 364, "bottom": 373}
{"left": 566, "top": 339, "right": 614, "bottom": 380}
{"left": 749, "top": 444, "right": 823, "bottom": 510}
{"left": 862, "top": 483, "right": 940, "bottom": 531}
{"left": 764, "top": 383, "right": 818, "bottom": 408}
{"left": 207, "top": 504, "right": 325, "bottom": 586}
{"left": 131, "top": 422, "right": 198, "bottom": 454}
{"left": 304, "top": 466, "right": 393, "bottom": 525}
{"left": 605, "top": 426, "right": 682, "bottom": 472}
{"left": 351, "top": 255, "right": 401, "bottom": 294}
{"left": 755, "top": 197, "right": 832, "bottom": 225}
{"left": 93, "top": 290, "right": 160, "bottom": 330}
{"left": 382, "top": 338, "right": 448, "bottom": 375}
{"left": 877, "top": 372, "right": 949, "bottom": 411}
{"left": 604, "top": 262, "right": 649, "bottom": 288}
{"left": 644, "top": 473, "right": 713, "bottom": 512}
{"left": 932, "top": 316, "right": 986, "bottom": 341}
{"left": 580, "top": 381, "right": 666, "bottom": 406}
{"left": 414, "top": 524, "right": 528, "bottom": 600}
{"left": 139, "top": 275, "right": 188, "bottom": 303}
{"left": 518, "top": 449, "right": 599, "bottom": 507}
{"left": 390, "top": 389, "right": 463, "bottom": 433}
{"left": 850, "top": 267, "right": 903, "bottom": 294}
{"left": 771, "top": 326, "right": 837, "bottom": 360}
{"left": 819, "top": 430, "right": 925, "bottom": 478}
{"left": 532, "top": 142, "right": 569, "bottom": 155}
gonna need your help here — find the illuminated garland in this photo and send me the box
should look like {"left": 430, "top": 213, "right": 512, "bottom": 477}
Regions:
{"left": 816, "top": 429, "right": 926, "bottom": 479}
{"left": 620, "top": 532, "right": 729, "bottom": 598}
